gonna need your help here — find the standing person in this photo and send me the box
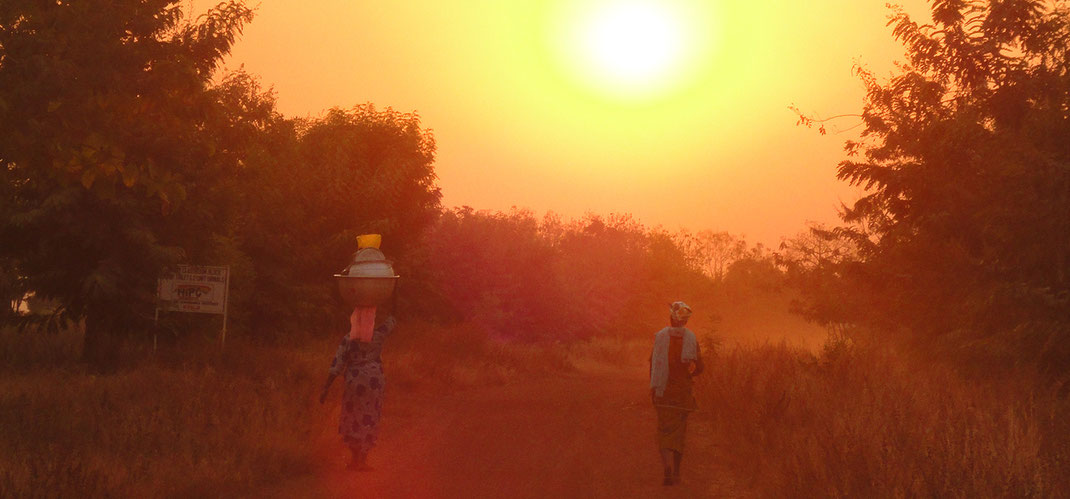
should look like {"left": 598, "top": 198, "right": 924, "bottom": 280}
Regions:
{"left": 319, "top": 293, "right": 398, "bottom": 471}
{"left": 650, "top": 301, "right": 704, "bottom": 486}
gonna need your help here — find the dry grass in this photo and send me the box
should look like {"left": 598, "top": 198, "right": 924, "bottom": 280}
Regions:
{"left": 564, "top": 335, "right": 650, "bottom": 373}
{"left": 0, "top": 331, "right": 326, "bottom": 497}
{"left": 383, "top": 320, "right": 573, "bottom": 389}
{"left": 5, "top": 324, "right": 1068, "bottom": 497}
{"left": 0, "top": 322, "right": 573, "bottom": 498}
{"left": 696, "top": 338, "right": 1070, "bottom": 498}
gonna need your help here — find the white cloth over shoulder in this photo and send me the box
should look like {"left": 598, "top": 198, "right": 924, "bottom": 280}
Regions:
{"left": 650, "top": 326, "right": 698, "bottom": 398}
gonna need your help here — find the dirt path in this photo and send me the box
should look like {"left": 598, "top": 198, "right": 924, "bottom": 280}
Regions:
{"left": 275, "top": 364, "right": 744, "bottom": 498}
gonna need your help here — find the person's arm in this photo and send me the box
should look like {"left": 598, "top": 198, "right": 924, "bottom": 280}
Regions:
{"left": 378, "top": 288, "right": 399, "bottom": 336}
{"left": 319, "top": 373, "right": 337, "bottom": 404}
{"left": 320, "top": 335, "right": 349, "bottom": 404}
{"left": 649, "top": 351, "right": 656, "bottom": 403}
{"left": 690, "top": 347, "right": 705, "bottom": 378}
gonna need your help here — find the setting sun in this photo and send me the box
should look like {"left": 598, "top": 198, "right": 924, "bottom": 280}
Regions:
{"left": 552, "top": 0, "right": 714, "bottom": 99}
{"left": 582, "top": 3, "right": 683, "bottom": 90}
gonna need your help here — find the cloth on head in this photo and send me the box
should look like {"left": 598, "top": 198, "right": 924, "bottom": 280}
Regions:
{"left": 670, "top": 301, "right": 692, "bottom": 323}
{"left": 349, "top": 306, "right": 377, "bottom": 342}
{"left": 650, "top": 326, "right": 698, "bottom": 398}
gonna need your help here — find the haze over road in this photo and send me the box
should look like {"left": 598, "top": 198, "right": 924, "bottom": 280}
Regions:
{"left": 281, "top": 363, "right": 747, "bottom": 498}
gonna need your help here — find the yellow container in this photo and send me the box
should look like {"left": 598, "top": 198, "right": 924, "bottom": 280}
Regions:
{"left": 356, "top": 234, "right": 382, "bottom": 249}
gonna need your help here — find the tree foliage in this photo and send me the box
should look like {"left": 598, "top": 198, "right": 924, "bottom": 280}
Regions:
{"left": 0, "top": 1, "right": 442, "bottom": 366}
{"left": 232, "top": 103, "right": 441, "bottom": 334}
{"left": 0, "top": 0, "right": 256, "bottom": 365}
{"left": 807, "top": 1, "right": 1070, "bottom": 375}
{"left": 673, "top": 230, "right": 749, "bottom": 281}
{"left": 421, "top": 209, "right": 769, "bottom": 341}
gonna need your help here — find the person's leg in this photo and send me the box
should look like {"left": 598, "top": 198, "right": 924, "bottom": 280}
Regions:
{"left": 656, "top": 406, "right": 674, "bottom": 485}
{"left": 672, "top": 450, "right": 682, "bottom": 481}
{"left": 672, "top": 412, "right": 688, "bottom": 481}
{"left": 660, "top": 448, "right": 674, "bottom": 485}
{"left": 346, "top": 446, "right": 361, "bottom": 470}
{"left": 347, "top": 444, "right": 372, "bottom": 471}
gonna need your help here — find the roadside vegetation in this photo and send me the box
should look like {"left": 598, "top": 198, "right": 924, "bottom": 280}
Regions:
{"left": 0, "top": 323, "right": 581, "bottom": 497}
{"left": 697, "top": 339, "right": 1070, "bottom": 498}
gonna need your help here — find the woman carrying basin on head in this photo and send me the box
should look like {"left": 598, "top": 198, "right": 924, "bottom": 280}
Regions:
{"left": 649, "top": 301, "right": 704, "bottom": 486}
{"left": 320, "top": 234, "right": 400, "bottom": 472}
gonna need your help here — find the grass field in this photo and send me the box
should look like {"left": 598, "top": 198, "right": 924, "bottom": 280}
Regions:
{"left": 695, "top": 340, "right": 1070, "bottom": 498}
{"left": 2, "top": 325, "right": 1067, "bottom": 497}
{"left": 0, "top": 322, "right": 574, "bottom": 497}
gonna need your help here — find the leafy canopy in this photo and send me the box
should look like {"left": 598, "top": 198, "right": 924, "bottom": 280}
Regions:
{"left": 816, "top": 0, "right": 1070, "bottom": 373}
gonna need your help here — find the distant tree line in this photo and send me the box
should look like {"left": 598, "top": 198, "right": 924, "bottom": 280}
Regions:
{"left": 421, "top": 209, "right": 766, "bottom": 341}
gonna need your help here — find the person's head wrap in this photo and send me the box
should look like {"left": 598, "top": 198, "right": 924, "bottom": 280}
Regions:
{"left": 670, "top": 301, "right": 692, "bottom": 323}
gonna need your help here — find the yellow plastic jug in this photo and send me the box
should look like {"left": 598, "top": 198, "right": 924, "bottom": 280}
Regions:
{"left": 356, "top": 234, "right": 382, "bottom": 249}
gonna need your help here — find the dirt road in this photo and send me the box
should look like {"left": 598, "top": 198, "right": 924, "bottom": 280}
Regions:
{"left": 277, "top": 364, "right": 744, "bottom": 498}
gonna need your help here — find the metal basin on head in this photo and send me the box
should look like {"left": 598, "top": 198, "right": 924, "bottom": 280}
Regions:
{"left": 333, "top": 247, "right": 399, "bottom": 307}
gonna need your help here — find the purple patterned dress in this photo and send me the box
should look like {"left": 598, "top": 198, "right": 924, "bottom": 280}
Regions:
{"left": 328, "top": 316, "right": 396, "bottom": 455}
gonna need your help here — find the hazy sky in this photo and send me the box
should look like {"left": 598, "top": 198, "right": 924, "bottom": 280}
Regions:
{"left": 199, "top": 0, "right": 930, "bottom": 244}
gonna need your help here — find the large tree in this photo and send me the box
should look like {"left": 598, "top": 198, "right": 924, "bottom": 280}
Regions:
{"left": 0, "top": 0, "right": 254, "bottom": 366}
{"left": 823, "top": 0, "right": 1070, "bottom": 373}
{"left": 232, "top": 104, "right": 442, "bottom": 334}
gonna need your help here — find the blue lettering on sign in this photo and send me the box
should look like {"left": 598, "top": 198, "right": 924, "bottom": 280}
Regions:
{"left": 175, "top": 285, "right": 212, "bottom": 300}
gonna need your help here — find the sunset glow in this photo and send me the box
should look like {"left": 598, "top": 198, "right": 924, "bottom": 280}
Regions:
{"left": 7, "top": 1, "right": 1069, "bottom": 496}
{"left": 564, "top": 1, "right": 695, "bottom": 98}
{"left": 200, "top": 0, "right": 931, "bottom": 244}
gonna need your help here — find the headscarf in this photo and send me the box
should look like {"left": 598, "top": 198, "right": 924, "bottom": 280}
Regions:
{"left": 670, "top": 301, "right": 692, "bottom": 323}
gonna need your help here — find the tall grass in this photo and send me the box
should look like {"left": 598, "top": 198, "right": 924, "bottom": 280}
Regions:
{"left": 0, "top": 322, "right": 574, "bottom": 497}
{"left": 564, "top": 335, "right": 651, "bottom": 373}
{"left": 0, "top": 331, "right": 327, "bottom": 497}
{"left": 384, "top": 320, "right": 573, "bottom": 389}
{"left": 696, "top": 338, "right": 1070, "bottom": 498}
{"left": 6, "top": 324, "right": 1066, "bottom": 497}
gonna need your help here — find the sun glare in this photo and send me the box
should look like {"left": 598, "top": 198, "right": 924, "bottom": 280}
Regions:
{"left": 551, "top": 0, "right": 714, "bottom": 100}
{"left": 584, "top": 3, "right": 682, "bottom": 84}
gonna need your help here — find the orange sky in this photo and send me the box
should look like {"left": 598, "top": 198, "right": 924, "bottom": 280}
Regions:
{"left": 200, "top": 0, "right": 930, "bottom": 245}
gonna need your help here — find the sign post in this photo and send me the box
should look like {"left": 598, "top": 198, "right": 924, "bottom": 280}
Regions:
{"left": 155, "top": 265, "right": 231, "bottom": 351}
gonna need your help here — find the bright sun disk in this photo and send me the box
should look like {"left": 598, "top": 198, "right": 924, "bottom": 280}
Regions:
{"left": 552, "top": 0, "right": 708, "bottom": 99}
{"left": 584, "top": 3, "right": 683, "bottom": 84}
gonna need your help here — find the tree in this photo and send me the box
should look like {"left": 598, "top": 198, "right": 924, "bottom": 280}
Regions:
{"left": 292, "top": 105, "right": 441, "bottom": 278}
{"left": 0, "top": 0, "right": 254, "bottom": 367}
{"left": 674, "top": 230, "right": 748, "bottom": 281}
{"left": 423, "top": 207, "right": 564, "bottom": 340}
{"left": 821, "top": 1, "right": 1070, "bottom": 374}
{"left": 776, "top": 225, "right": 865, "bottom": 333}
{"left": 232, "top": 104, "right": 442, "bottom": 334}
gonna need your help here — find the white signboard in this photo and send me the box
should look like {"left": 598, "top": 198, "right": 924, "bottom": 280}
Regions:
{"left": 157, "top": 265, "right": 229, "bottom": 315}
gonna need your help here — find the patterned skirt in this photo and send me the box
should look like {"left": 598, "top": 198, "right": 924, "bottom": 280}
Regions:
{"left": 340, "top": 364, "right": 385, "bottom": 454}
